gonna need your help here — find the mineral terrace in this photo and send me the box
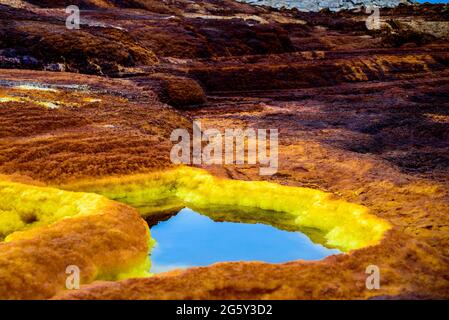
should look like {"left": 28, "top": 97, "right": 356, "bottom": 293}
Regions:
{"left": 0, "top": 1, "right": 448, "bottom": 299}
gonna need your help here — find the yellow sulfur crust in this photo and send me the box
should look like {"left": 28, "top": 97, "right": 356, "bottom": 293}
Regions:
{"left": 0, "top": 166, "right": 390, "bottom": 299}
{"left": 62, "top": 166, "right": 391, "bottom": 252}
{"left": 0, "top": 178, "right": 152, "bottom": 299}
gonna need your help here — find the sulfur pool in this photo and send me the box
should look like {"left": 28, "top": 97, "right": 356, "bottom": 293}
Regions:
{"left": 149, "top": 208, "right": 340, "bottom": 273}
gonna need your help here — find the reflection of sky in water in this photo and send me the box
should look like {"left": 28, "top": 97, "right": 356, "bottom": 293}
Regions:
{"left": 150, "top": 208, "right": 340, "bottom": 273}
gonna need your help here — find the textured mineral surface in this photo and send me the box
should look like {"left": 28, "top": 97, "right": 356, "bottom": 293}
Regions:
{"left": 238, "top": 0, "right": 413, "bottom": 12}
{"left": 0, "top": 1, "right": 448, "bottom": 299}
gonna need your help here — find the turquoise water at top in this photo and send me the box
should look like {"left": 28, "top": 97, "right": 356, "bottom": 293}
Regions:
{"left": 150, "top": 208, "right": 340, "bottom": 273}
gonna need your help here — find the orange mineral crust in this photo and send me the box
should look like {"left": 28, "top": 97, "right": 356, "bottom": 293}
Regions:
{"left": 0, "top": 1, "right": 448, "bottom": 300}
{"left": 53, "top": 231, "right": 449, "bottom": 300}
{"left": 0, "top": 179, "right": 151, "bottom": 300}
{"left": 0, "top": 69, "right": 192, "bottom": 183}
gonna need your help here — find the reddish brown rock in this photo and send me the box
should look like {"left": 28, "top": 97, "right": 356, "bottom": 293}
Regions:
{"left": 0, "top": 1, "right": 448, "bottom": 300}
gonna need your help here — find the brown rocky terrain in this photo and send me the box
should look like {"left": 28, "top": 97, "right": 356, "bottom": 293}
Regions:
{"left": 0, "top": 1, "right": 448, "bottom": 299}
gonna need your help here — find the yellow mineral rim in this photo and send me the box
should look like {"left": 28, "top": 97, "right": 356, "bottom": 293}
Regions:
{"left": 61, "top": 166, "right": 391, "bottom": 252}
{"left": 0, "top": 177, "right": 153, "bottom": 284}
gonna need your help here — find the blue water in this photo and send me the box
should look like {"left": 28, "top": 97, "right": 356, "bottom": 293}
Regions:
{"left": 150, "top": 208, "right": 340, "bottom": 273}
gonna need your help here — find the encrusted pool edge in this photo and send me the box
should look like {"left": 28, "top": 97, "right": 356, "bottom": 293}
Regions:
{"left": 0, "top": 166, "right": 391, "bottom": 298}
{"left": 60, "top": 165, "right": 392, "bottom": 253}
